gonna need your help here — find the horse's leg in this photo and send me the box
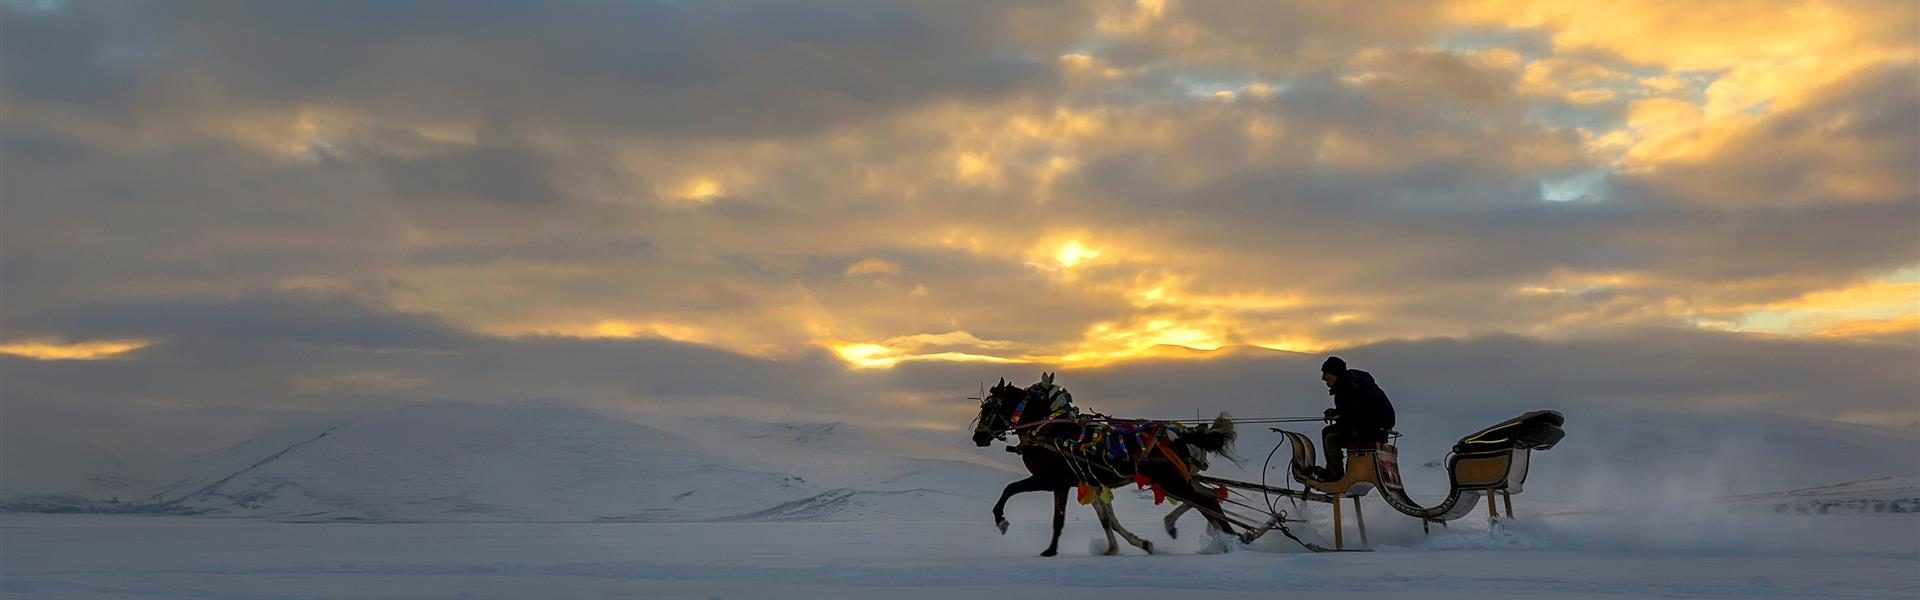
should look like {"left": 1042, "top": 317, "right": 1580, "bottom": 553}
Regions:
{"left": 1161, "top": 476, "right": 1239, "bottom": 543}
{"left": 991, "top": 475, "right": 1049, "bottom": 534}
{"left": 1097, "top": 498, "right": 1155, "bottom": 554}
{"left": 1166, "top": 501, "right": 1222, "bottom": 538}
{"left": 1092, "top": 498, "right": 1121, "bottom": 555}
{"left": 1163, "top": 503, "right": 1192, "bottom": 539}
{"left": 1041, "top": 486, "right": 1067, "bottom": 557}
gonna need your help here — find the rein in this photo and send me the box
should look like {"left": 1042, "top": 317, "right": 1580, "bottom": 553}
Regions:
{"left": 1008, "top": 414, "right": 1322, "bottom": 432}
{"left": 1008, "top": 416, "right": 1076, "bottom": 431}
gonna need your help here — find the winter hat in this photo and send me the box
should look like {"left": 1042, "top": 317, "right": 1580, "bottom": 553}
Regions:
{"left": 1320, "top": 356, "right": 1347, "bottom": 375}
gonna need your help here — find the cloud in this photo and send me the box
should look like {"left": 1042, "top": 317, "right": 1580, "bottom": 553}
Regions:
{"left": 0, "top": 1, "right": 1091, "bottom": 140}
{"left": 844, "top": 258, "right": 903, "bottom": 278}
{"left": 1627, "top": 62, "right": 1920, "bottom": 206}
{"left": 17, "top": 293, "right": 472, "bottom": 350}
{"left": 0, "top": 338, "right": 153, "bottom": 361}
{"left": 4, "top": 295, "right": 1911, "bottom": 461}
{"left": 1, "top": 1, "right": 1913, "bottom": 463}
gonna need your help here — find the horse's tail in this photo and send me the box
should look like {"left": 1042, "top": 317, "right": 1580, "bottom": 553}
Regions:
{"left": 1185, "top": 412, "right": 1238, "bottom": 461}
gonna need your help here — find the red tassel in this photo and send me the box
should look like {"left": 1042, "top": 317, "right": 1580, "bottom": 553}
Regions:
{"left": 1133, "top": 473, "right": 1152, "bottom": 490}
{"left": 1216, "top": 485, "right": 1229, "bottom": 501}
{"left": 1151, "top": 483, "right": 1167, "bottom": 505}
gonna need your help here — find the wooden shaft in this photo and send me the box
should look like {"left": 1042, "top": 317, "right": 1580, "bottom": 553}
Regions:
{"left": 1487, "top": 489, "right": 1498, "bottom": 518}
{"left": 1332, "top": 492, "right": 1344, "bottom": 550}
{"left": 1503, "top": 491, "right": 1515, "bottom": 520}
{"left": 1352, "top": 496, "right": 1369, "bottom": 547}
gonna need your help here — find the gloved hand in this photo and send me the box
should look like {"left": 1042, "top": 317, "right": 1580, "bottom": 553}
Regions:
{"left": 1322, "top": 408, "right": 1338, "bottom": 423}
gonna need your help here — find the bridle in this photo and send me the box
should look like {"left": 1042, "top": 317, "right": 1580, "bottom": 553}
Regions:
{"left": 974, "top": 390, "right": 1031, "bottom": 442}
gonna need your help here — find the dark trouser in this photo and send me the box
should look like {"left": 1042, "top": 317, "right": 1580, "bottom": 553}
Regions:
{"left": 1321, "top": 424, "right": 1358, "bottom": 476}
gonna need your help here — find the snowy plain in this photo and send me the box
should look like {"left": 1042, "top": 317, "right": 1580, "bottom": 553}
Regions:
{"left": 2, "top": 401, "right": 1916, "bottom": 599}
{"left": 3, "top": 511, "right": 1914, "bottom": 599}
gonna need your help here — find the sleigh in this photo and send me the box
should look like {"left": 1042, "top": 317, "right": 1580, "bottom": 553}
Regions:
{"left": 1187, "top": 410, "right": 1566, "bottom": 551}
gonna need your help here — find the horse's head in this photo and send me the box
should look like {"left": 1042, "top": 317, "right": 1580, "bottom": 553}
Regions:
{"left": 971, "top": 378, "right": 1030, "bottom": 447}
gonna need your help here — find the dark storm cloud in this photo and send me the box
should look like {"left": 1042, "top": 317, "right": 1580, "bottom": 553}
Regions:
{"left": 1089, "top": 1, "right": 1446, "bottom": 75}
{"left": 373, "top": 139, "right": 563, "bottom": 207}
{"left": 0, "top": 0, "right": 1090, "bottom": 138}
{"left": 19, "top": 293, "right": 472, "bottom": 350}
{"left": 0, "top": 133, "right": 401, "bottom": 317}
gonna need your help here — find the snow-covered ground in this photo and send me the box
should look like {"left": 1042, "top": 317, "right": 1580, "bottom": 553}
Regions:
{"left": 2, "top": 511, "right": 1914, "bottom": 599}
{"left": 2, "top": 401, "right": 1916, "bottom": 598}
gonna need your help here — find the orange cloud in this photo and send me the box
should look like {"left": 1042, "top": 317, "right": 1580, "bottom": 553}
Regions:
{"left": 844, "top": 257, "right": 903, "bottom": 277}
{"left": 1698, "top": 272, "right": 1920, "bottom": 338}
{"left": 827, "top": 331, "right": 1026, "bottom": 368}
{"left": 1450, "top": 0, "right": 1919, "bottom": 170}
{"left": 0, "top": 338, "right": 154, "bottom": 360}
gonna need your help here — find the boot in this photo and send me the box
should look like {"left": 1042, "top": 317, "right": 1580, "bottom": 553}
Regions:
{"left": 1308, "top": 466, "right": 1344, "bottom": 482}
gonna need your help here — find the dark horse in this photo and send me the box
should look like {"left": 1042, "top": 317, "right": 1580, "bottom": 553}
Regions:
{"left": 970, "top": 377, "right": 1242, "bottom": 556}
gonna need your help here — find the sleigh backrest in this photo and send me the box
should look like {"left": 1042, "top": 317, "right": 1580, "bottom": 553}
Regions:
{"left": 1278, "top": 429, "right": 1318, "bottom": 481}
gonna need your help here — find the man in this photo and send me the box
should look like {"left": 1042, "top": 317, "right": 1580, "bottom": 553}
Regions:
{"left": 1314, "top": 356, "right": 1395, "bottom": 481}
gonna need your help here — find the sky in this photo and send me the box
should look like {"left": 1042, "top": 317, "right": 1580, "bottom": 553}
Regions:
{"left": 1, "top": 0, "right": 1916, "bottom": 457}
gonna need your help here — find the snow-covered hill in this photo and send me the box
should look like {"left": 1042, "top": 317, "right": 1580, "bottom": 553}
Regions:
{"left": 1722, "top": 476, "right": 1920, "bottom": 515}
{"left": 4, "top": 401, "right": 1915, "bottom": 523}
{"left": 0, "top": 431, "right": 154, "bottom": 511}
{"left": 3, "top": 402, "right": 1020, "bottom": 522}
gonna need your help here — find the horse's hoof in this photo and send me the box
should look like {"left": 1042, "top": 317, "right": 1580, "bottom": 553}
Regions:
{"left": 1040, "top": 548, "right": 1058, "bottom": 557}
{"left": 1165, "top": 525, "right": 1179, "bottom": 539}
{"left": 1143, "top": 540, "right": 1156, "bottom": 555}
{"left": 995, "top": 519, "right": 1009, "bottom": 535}
{"left": 1103, "top": 547, "right": 1120, "bottom": 556}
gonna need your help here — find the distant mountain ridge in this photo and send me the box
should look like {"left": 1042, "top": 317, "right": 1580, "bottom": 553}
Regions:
{"left": 4, "top": 401, "right": 1916, "bottom": 522}
{"left": 1, "top": 401, "right": 1020, "bottom": 522}
{"left": 1722, "top": 477, "right": 1920, "bottom": 515}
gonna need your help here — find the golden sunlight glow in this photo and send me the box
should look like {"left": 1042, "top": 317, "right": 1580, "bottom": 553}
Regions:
{"left": 828, "top": 341, "right": 1023, "bottom": 370}
{"left": 1058, "top": 318, "right": 1224, "bottom": 363}
{"left": 1053, "top": 240, "right": 1099, "bottom": 269}
{"left": 1719, "top": 277, "right": 1920, "bottom": 338}
{"left": 954, "top": 152, "right": 1001, "bottom": 185}
{"left": 1097, "top": 0, "right": 1168, "bottom": 35}
{"left": 0, "top": 338, "right": 153, "bottom": 360}
{"left": 825, "top": 317, "right": 1339, "bottom": 369}
{"left": 1811, "top": 313, "right": 1920, "bottom": 339}
{"left": 674, "top": 178, "right": 725, "bottom": 202}
{"left": 824, "top": 331, "right": 1026, "bottom": 368}
{"left": 1514, "top": 271, "right": 1642, "bottom": 296}
{"left": 519, "top": 319, "right": 717, "bottom": 346}
{"left": 1051, "top": 317, "right": 1334, "bottom": 367}
{"left": 1125, "top": 276, "right": 1304, "bottom": 310}
{"left": 1449, "top": 0, "right": 1920, "bottom": 172}
{"left": 831, "top": 343, "right": 900, "bottom": 368}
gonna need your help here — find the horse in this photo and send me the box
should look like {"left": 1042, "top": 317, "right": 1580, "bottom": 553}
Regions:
{"left": 970, "top": 376, "right": 1243, "bottom": 556}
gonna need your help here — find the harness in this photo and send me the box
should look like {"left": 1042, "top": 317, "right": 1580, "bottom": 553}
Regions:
{"left": 988, "top": 377, "right": 1213, "bottom": 507}
{"left": 1018, "top": 417, "right": 1212, "bottom": 507}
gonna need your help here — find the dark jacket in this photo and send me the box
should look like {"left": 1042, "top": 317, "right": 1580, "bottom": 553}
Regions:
{"left": 1329, "top": 369, "right": 1395, "bottom": 431}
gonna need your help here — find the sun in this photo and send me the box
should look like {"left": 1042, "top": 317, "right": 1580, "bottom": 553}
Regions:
{"left": 1054, "top": 240, "right": 1099, "bottom": 269}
